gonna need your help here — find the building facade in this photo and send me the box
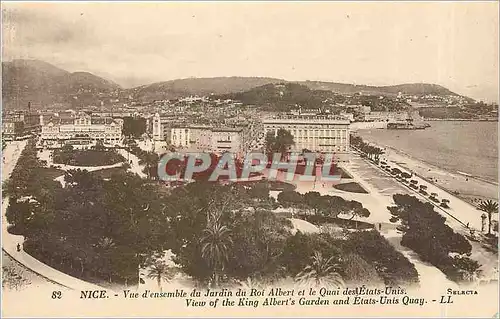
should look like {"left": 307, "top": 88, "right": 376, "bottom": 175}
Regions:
{"left": 2, "top": 112, "right": 41, "bottom": 140}
{"left": 40, "top": 112, "right": 123, "bottom": 149}
{"left": 152, "top": 113, "right": 253, "bottom": 156}
{"left": 263, "top": 114, "right": 351, "bottom": 162}
{"left": 363, "top": 111, "right": 409, "bottom": 122}
{"left": 210, "top": 128, "right": 244, "bottom": 156}
{"left": 169, "top": 127, "right": 191, "bottom": 148}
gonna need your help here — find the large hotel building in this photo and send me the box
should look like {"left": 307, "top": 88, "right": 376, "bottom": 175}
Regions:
{"left": 39, "top": 112, "right": 123, "bottom": 149}
{"left": 151, "top": 113, "right": 255, "bottom": 157}
{"left": 263, "top": 113, "right": 351, "bottom": 162}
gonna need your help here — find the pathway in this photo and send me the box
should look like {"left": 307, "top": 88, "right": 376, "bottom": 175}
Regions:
{"left": 117, "top": 148, "right": 147, "bottom": 178}
{"left": 277, "top": 159, "right": 460, "bottom": 288}
{"left": 375, "top": 151, "right": 495, "bottom": 231}
{"left": 348, "top": 151, "right": 498, "bottom": 281}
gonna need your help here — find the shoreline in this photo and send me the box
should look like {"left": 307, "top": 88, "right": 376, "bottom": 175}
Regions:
{"left": 357, "top": 139, "right": 498, "bottom": 204}
{"left": 386, "top": 144, "right": 498, "bottom": 186}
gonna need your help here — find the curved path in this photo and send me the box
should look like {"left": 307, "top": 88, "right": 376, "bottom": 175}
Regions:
{"left": 116, "top": 148, "right": 147, "bottom": 178}
{"left": 347, "top": 151, "right": 498, "bottom": 282}
{"left": 2, "top": 141, "right": 105, "bottom": 290}
{"left": 278, "top": 161, "right": 459, "bottom": 288}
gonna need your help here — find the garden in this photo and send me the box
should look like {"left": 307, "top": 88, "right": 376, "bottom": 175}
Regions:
{"left": 388, "top": 194, "right": 481, "bottom": 283}
{"left": 4, "top": 141, "right": 421, "bottom": 289}
{"left": 53, "top": 143, "right": 125, "bottom": 167}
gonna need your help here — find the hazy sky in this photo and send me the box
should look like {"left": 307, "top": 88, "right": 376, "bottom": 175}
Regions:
{"left": 2, "top": 1, "right": 498, "bottom": 102}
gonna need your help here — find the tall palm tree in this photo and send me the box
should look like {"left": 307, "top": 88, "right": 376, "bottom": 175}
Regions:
{"left": 373, "top": 147, "right": 383, "bottom": 162}
{"left": 146, "top": 261, "right": 175, "bottom": 292}
{"left": 295, "top": 251, "right": 344, "bottom": 288}
{"left": 478, "top": 200, "right": 499, "bottom": 235}
{"left": 200, "top": 220, "right": 233, "bottom": 288}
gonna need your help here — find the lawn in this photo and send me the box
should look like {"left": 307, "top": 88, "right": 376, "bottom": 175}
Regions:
{"left": 333, "top": 182, "right": 368, "bottom": 194}
{"left": 90, "top": 166, "right": 128, "bottom": 179}
{"left": 53, "top": 149, "right": 125, "bottom": 167}
{"left": 37, "top": 167, "right": 65, "bottom": 180}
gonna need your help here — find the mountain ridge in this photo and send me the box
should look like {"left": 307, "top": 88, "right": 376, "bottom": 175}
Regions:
{"left": 2, "top": 59, "right": 465, "bottom": 109}
{"left": 2, "top": 59, "right": 121, "bottom": 109}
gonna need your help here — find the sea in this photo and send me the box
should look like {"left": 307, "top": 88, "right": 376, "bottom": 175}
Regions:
{"left": 356, "top": 121, "right": 499, "bottom": 183}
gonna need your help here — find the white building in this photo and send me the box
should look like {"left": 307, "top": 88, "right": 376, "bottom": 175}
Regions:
{"left": 40, "top": 112, "right": 123, "bottom": 149}
{"left": 189, "top": 125, "right": 212, "bottom": 151}
{"left": 152, "top": 113, "right": 254, "bottom": 156}
{"left": 169, "top": 127, "right": 191, "bottom": 148}
{"left": 210, "top": 128, "right": 244, "bottom": 156}
{"left": 263, "top": 113, "right": 351, "bottom": 162}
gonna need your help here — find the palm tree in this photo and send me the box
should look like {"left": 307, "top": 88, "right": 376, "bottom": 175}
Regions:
{"left": 295, "top": 251, "right": 344, "bottom": 288}
{"left": 93, "top": 237, "right": 116, "bottom": 283}
{"left": 478, "top": 200, "right": 499, "bottom": 235}
{"left": 147, "top": 261, "right": 175, "bottom": 292}
{"left": 372, "top": 147, "right": 383, "bottom": 162}
{"left": 200, "top": 219, "right": 233, "bottom": 288}
{"left": 238, "top": 277, "right": 262, "bottom": 290}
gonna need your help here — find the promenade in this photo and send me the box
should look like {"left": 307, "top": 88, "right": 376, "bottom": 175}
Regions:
{"left": 346, "top": 150, "right": 498, "bottom": 281}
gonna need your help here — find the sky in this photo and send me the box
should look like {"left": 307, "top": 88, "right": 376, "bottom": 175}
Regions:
{"left": 2, "top": 1, "right": 499, "bottom": 102}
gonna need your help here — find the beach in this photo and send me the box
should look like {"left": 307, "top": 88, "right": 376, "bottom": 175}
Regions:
{"left": 367, "top": 141, "right": 498, "bottom": 205}
{"left": 355, "top": 121, "right": 498, "bottom": 205}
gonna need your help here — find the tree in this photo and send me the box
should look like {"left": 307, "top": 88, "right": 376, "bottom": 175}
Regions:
{"left": 345, "top": 201, "right": 370, "bottom": 229}
{"left": 388, "top": 194, "right": 476, "bottom": 283}
{"left": 340, "top": 253, "right": 383, "bottom": 286}
{"left": 265, "top": 129, "right": 295, "bottom": 160}
{"left": 478, "top": 200, "right": 499, "bottom": 235}
{"left": 345, "top": 230, "right": 419, "bottom": 286}
{"left": 304, "top": 192, "right": 322, "bottom": 215}
{"left": 372, "top": 147, "right": 384, "bottom": 162}
{"left": 147, "top": 261, "right": 176, "bottom": 292}
{"left": 5, "top": 199, "right": 34, "bottom": 233}
{"left": 295, "top": 251, "right": 344, "bottom": 287}
{"left": 139, "top": 152, "right": 160, "bottom": 179}
{"left": 277, "top": 191, "right": 303, "bottom": 209}
{"left": 123, "top": 117, "right": 147, "bottom": 138}
{"left": 451, "top": 256, "right": 481, "bottom": 282}
{"left": 227, "top": 210, "right": 291, "bottom": 283}
{"left": 61, "top": 144, "right": 74, "bottom": 152}
{"left": 93, "top": 140, "right": 106, "bottom": 151}
{"left": 200, "top": 215, "right": 233, "bottom": 288}
{"left": 247, "top": 182, "right": 270, "bottom": 202}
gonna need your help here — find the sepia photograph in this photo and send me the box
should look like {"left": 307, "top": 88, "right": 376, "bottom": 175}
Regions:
{"left": 1, "top": 1, "right": 499, "bottom": 317}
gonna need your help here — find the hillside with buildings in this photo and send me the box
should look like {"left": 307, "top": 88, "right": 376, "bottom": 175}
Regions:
{"left": 2, "top": 59, "right": 121, "bottom": 110}
{"left": 3, "top": 59, "right": 477, "bottom": 112}
{"left": 300, "top": 81, "right": 460, "bottom": 97}
{"left": 216, "top": 82, "right": 411, "bottom": 112}
{"left": 126, "top": 77, "right": 285, "bottom": 101}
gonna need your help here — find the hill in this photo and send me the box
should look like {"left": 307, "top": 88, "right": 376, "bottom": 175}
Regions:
{"left": 216, "top": 82, "right": 411, "bottom": 112}
{"left": 215, "top": 82, "right": 337, "bottom": 110}
{"left": 129, "top": 78, "right": 460, "bottom": 103}
{"left": 125, "top": 77, "right": 284, "bottom": 101}
{"left": 2, "top": 59, "right": 121, "bottom": 110}
{"left": 1, "top": 59, "right": 465, "bottom": 110}
{"left": 297, "top": 81, "right": 458, "bottom": 97}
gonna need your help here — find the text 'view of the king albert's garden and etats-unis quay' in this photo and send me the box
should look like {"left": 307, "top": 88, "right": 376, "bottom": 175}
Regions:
{"left": 0, "top": 2, "right": 499, "bottom": 317}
